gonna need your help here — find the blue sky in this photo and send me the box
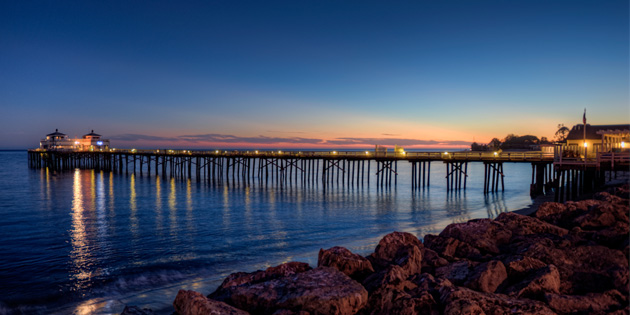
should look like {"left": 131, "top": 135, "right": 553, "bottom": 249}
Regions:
{"left": 1, "top": 1, "right": 628, "bottom": 149}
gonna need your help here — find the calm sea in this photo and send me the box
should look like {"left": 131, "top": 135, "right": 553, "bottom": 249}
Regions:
{"left": 0, "top": 150, "right": 535, "bottom": 314}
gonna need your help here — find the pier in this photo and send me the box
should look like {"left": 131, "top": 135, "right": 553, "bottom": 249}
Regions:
{"left": 27, "top": 149, "right": 553, "bottom": 192}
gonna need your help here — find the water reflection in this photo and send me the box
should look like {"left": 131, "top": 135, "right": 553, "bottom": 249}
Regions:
{"left": 169, "top": 178, "right": 178, "bottom": 236}
{"left": 155, "top": 176, "right": 164, "bottom": 236}
{"left": 484, "top": 193, "right": 509, "bottom": 218}
{"left": 69, "top": 169, "right": 95, "bottom": 293}
{"left": 129, "top": 174, "right": 138, "bottom": 240}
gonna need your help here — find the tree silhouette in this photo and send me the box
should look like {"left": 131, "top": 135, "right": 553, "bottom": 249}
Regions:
{"left": 555, "top": 124, "right": 570, "bottom": 141}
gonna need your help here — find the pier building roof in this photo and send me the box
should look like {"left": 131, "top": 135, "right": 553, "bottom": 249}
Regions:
{"left": 83, "top": 130, "right": 101, "bottom": 138}
{"left": 566, "top": 124, "right": 630, "bottom": 140}
{"left": 46, "top": 129, "right": 66, "bottom": 137}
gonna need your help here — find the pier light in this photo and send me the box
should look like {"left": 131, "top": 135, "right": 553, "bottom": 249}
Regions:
{"left": 622, "top": 142, "right": 626, "bottom": 148}
{"left": 494, "top": 152, "right": 498, "bottom": 156}
{"left": 333, "top": 151, "right": 337, "bottom": 154}
{"left": 74, "top": 141, "right": 79, "bottom": 145}
{"left": 255, "top": 150, "right": 259, "bottom": 154}
{"left": 278, "top": 150, "right": 282, "bottom": 154}
{"left": 583, "top": 142, "right": 588, "bottom": 148}
{"left": 96, "top": 141, "right": 103, "bottom": 146}
{"left": 215, "top": 150, "right": 219, "bottom": 154}
{"left": 444, "top": 152, "right": 448, "bottom": 155}
{"left": 365, "top": 151, "right": 369, "bottom": 155}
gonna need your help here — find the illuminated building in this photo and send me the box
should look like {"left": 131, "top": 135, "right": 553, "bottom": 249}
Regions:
{"left": 39, "top": 129, "right": 110, "bottom": 151}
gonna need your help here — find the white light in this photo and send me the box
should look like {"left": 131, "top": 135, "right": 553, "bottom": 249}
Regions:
{"left": 365, "top": 151, "right": 369, "bottom": 155}
{"left": 444, "top": 152, "right": 448, "bottom": 155}
{"left": 494, "top": 152, "right": 498, "bottom": 156}
{"left": 583, "top": 142, "right": 588, "bottom": 148}
{"left": 255, "top": 150, "right": 258, "bottom": 154}
{"left": 333, "top": 151, "right": 337, "bottom": 154}
{"left": 215, "top": 150, "right": 219, "bottom": 153}
{"left": 74, "top": 141, "right": 79, "bottom": 145}
{"left": 622, "top": 142, "right": 626, "bottom": 148}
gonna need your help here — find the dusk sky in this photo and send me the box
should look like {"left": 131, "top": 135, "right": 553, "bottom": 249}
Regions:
{"left": 1, "top": 1, "right": 628, "bottom": 150}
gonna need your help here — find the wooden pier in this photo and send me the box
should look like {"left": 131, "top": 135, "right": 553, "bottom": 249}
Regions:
{"left": 27, "top": 148, "right": 628, "bottom": 198}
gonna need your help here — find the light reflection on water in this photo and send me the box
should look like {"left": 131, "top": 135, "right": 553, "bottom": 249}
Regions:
{"left": 0, "top": 152, "right": 537, "bottom": 314}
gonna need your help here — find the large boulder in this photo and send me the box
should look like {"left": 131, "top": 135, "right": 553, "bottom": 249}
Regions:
{"left": 505, "top": 265, "right": 561, "bottom": 299}
{"left": 120, "top": 306, "right": 154, "bottom": 315}
{"left": 439, "top": 219, "right": 512, "bottom": 255}
{"left": 464, "top": 260, "right": 507, "bottom": 294}
{"left": 227, "top": 267, "right": 368, "bottom": 315}
{"left": 423, "top": 234, "right": 485, "bottom": 261}
{"left": 209, "top": 262, "right": 311, "bottom": 302}
{"left": 318, "top": 246, "right": 374, "bottom": 281}
{"left": 495, "top": 212, "right": 569, "bottom": 238}
{"left": 439, "top": 285, "right": 556, "bottom": 315}
{"left": 368, "top": 232, "right": 423, "bottom": 278}
{"left": 501, "top": 255, "right": 547, "bottom": 279}
{"left": 545, "top": 290, "right": 627, "bottom": 314}
{"left": 174, "top": 290, "right": 248, "bottom": 315}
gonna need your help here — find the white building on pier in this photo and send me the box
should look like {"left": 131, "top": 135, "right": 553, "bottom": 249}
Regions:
{"left": 40, "top": 129, "right": 110, "bottom": 151}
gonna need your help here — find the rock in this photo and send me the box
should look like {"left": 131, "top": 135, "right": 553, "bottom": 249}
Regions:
{"left": 362, "top": 265, "right": 413, "bottom": 293}
{"left": 209, "top": 262, "right": 311, "bottom": 301}
{"left": 227, "top": 267, "right": 368, "bottom": 315}
{"left": 495, "top": 212, "right": 569, "bottom": 238}
{"left": 364, "top": 286, "right": 439, "bottom": 315}
{"left": 372, "top": 232, "right": 423, "bottom": 263}
{"left": 120, "top": 306, "right": 154, "bottom": 315}
{"left": 423, "top": 234, "right": 485, "bottom": 261}
{"left": 421, "top": 248, "right": 448, "bottom": 272}
{"left": 574, "top": 201, "right": 629, "bottom": 230}
{"left": 506, "top": 265, "right": 561, "bottom": 299}
{"left": 439, "top": 219, "right": 512, "bottom": 255}
{"left": 318, "top": 246, "right": 374, "bottom": 281}
{"left": 439, "top": 285, "right": 556, "bottom": 315}
{"left": 368, "top": 232, "right": 423, "bottom": 278}
{"left": 501, "top": 255, "right": 547, "bottom": 279}
{"left": 174, "top": 290, "right": 248, "bottom": 315}
{"left": 273, "top": 310, "right": 310, "bottom": 315}
{"left": 435, "top": 260, "right": 476, "bottom": 286}
{"left": 463, "top": 260, "right": 507, "bottom": 293}
{"left": 545, "top": 289, "right": 627, "bottom": 314}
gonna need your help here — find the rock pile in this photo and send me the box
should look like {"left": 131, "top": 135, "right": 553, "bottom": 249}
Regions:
{"left": 169, "top": 186, "right": 629, "bottom": 315}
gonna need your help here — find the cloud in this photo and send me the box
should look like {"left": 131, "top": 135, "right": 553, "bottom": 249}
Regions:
{"left": 381, "top": 133, "right": 400, "bottom": 136}
{"left": 110, "top": 133, "right": 470, "bottom": 147}
{"left": 178, "top": 134, "right": 324, "bottom": 144}
{"left": 110, "top": 134, "right": 177, "bottom": 141}
{"left": 325, "top": 137, "right": 470, "bottom": 146}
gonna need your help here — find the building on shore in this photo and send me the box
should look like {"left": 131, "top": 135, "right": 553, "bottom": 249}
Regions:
{"left": 39, "top": 129, "right": 110, "bottom": 151}
{"left": 563, "top": 124, "right": 629, "bottom": 158}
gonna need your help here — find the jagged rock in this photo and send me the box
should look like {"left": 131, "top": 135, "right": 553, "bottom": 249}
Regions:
{"left": 421, "top": 248, "right": 448, "bottom": 271}
{"left": 495, "top": 212, "right": 569, "bottom": 238}
{"left": 174, "top": 290, "right": 248, "bottom": 315}
{"left": 435, "top": 260, "right": 477, "bottom": 286}
{"left": 273, "top": 310, "right": 310, "bottom": 315}
{"left": 372, "top": 232, "right": 423, "bottom": 263}
{"left": 362, "top": 265, "right": 413, "bottom": 293}
{"left": 423, "top": 234, "right": 485, "bottom": 261}
{"left": 209, "top": 262, "right": 311, "bottom": 302}
{"left": 439, "top": 285, "right": 556, "bottom": 315}
{"left": 464, "top": 260, "right": 507, "bottom": 293}
{"left": 439, "top": 219, "right": 512, "bottom": 255}
{"left": 226, "top": 267, "right": 368, "bottom": 315}
{"left": 545, "top": 289, "right": 627, "bottom": 314}
{"left": 120, "top": 306, "right": 154, "bottom": 315}
{"left": 364, "top": 286, "right": 439, "bottom": 315}
{"left": 501, "top": 255, "right": 547, "bottom": 279}
{"left": 505, "top": 265, "right": 561, "bottom": 299}
{"left": 318, "top": 246, "right": 374, "bottom": 281}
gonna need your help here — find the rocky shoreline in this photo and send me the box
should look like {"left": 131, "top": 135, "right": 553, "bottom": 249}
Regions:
{"left": 124, "top": 184, "right": 629, "bottom": 315}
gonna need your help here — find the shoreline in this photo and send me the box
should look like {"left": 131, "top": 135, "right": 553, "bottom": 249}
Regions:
{"left": 137, "top": 180, "right": 629, "bottom": 314}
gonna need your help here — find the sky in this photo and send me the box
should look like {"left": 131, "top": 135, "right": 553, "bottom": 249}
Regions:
{"left": 1, "top": 0, "right": 628, "bottom": 150}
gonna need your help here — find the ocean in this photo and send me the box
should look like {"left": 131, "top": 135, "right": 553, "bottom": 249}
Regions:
{"left": 0, "top": 150, "right": 536, "bottom": 314}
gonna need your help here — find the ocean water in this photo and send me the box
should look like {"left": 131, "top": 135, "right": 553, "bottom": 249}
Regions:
{"left": 0, "top": 150, "right": 535, "bottom": 314}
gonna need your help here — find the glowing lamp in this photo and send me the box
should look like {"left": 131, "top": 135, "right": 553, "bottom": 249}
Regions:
{"left": 365, "top": 151, "right": 369, "bottom": 155}
{"left": 74, "top": 141, "right": 79, "bottom": 145}
{"left": 583, "top": 142, "right": 588, "bottom": 148}
{"left": 622, "top": 142, "right": 626, "bottom": 148}
{"left": 255, "top": 150, "right": 258, "bottom": 154}
{"left": 444, "top": 152, "right": 448, "bottom": 155}
{"left": 97, "top": 141, "right": 103, "bottom": 146}
{"left": 215, "top": 150, "right": 219, "bottom": 153}
{"left": 333, "top": 151, "right": 337, "bottom": 154}
{"left": 494, "top": 152, "right": 498, "bottom": 156}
